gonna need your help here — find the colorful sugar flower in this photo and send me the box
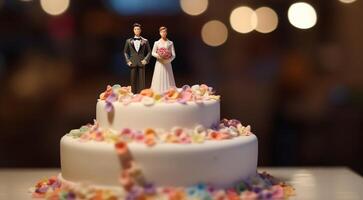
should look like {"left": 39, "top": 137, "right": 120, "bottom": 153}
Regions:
{"left": 67, "top": 119, "right": 254, "bottom": 146}
{"left": 31, "top": 171, "right": 294, "bottom": 200}
{"left": 98, "top": 84, "right": 220, "bottom": 111}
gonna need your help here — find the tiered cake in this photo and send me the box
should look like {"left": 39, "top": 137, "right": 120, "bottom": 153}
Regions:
{"left": 60, "top": 84, "right": 258, "bottom": 188}
{"left": 31, "top": 84, "right": 295, "bottom": 199}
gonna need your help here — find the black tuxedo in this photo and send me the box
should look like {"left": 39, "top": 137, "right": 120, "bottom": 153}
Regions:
{"left": 123, "top": 37, "right": 151, "bottom": 93}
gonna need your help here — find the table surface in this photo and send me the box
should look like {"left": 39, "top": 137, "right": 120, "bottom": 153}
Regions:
{"left": 0, "top": 167, "right": 362, "bottom": 200}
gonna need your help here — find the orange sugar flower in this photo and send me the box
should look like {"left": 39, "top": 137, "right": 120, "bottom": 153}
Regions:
{"left": 99, "top": 92, "right": 107, "bottom": 100}
{"left": 165, "top": 88, "right": 180, "bottom": 99}
{"left": 165, "top": 134, "right": 179, "bottom": 143}
{"left": 219, "top": 132, "right": 231, "bottom": 140}
{"left": 92, "top": 190, "right": 104, "bottom": 200}
{"left": 140, "top": 88, "right": 154, "bottom": 97}
{"left": 144, "top": 128, "right": 156, "bottom": 138}
{"left": 99, "top": 85, "right": 113, "bottom": 100}
{"left": 119, "top": 86, "right": 132, "bottom": 95}
{"left": 199, "top": 84, "right": 209, "bottom": 95}
{"left": 145, "top": 137, "right": 156, "bottom": 147}
{"left": 209, "top": 131, "right": 228, "bottom": 140}
{"left": 115, "top": 141, "right": 129, "bottom": 156}
{"left": 168, "top": 190, "right": 185, "bottom": 200}
{"left": 209, "top": 131, "right": 220, "bottom": 140}
{"left": 170, "top": 92, "right": 180, "bottom": 99}
{"left": 226, "top": 191, "right": 240, "bottom": 200}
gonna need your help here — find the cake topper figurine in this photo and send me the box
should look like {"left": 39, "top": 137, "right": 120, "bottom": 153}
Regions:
{"left": 123, "top": 23, "right": 151, "bottom": 94}
{"left": 150, "top": 26, "right": 176, "bottom": 94}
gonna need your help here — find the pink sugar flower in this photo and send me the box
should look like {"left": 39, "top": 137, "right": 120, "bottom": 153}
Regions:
{"left": 134, "top": 134, "right": 144, "bottom": 142}
{"left": 271, "top": 185, "right": 284, "bottom": 199}
{"left": 90, "top": 119, "right": 99, "bottom": 132}
{"left": 179, "top": 136, "right": 191, "bottom": 144}
{"left": 181, "top": 85, "right": 191, "bottom": 91}
{"left": 179, "top": 90, "right": 193, "bottom": 103}
{"left": 94, "top": 131, "right": 104, "bottom": 141}
{"left": 120, "top": 128, "right": 132, "bottom": 136}
{"left": 172, "top": 127, "right": 184, "bottom": 137}
{"left": 119, "top": 128, "right": 134, "bottom": 141}
{"left": 240, "top": 191, "right": 258, "bottom": 200}
{"left": 132, "top": 94, "right": 143, "bottom": 102}
{"left": 200, "top": 84, "right": 209, "bottom": 91}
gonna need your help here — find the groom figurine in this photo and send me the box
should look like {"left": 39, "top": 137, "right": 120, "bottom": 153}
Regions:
{"left": 123, "top": 23, "right": 151, "bottom": 94}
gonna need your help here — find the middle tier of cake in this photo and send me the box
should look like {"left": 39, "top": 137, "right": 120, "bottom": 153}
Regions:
{"left": 96, "top": 100, "right": 220, "bottom": 131}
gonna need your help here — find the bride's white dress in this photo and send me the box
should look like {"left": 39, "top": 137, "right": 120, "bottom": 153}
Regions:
{"left": 150, "top": 39, "right": 176, "bottom": 94}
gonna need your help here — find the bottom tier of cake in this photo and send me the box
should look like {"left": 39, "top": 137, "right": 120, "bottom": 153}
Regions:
{"left": 60, "top": 134, "right": 258, "bottom": 188}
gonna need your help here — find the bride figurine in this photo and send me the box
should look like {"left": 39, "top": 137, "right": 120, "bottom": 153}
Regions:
{"left": 150, "top": 26, "right": 176, "bottom": 94}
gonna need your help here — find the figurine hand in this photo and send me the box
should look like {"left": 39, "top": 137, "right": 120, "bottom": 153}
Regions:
{"left": 127, "top": 61, "right": 132, "bottom": 66}
{"left": 157, "top": 58, "right": 165, "bottom": 64}
{"left": 141, "top": 60, "right": 147, "bottom": 65}
{"left": 159, "top": 58, "right": 169, "bottom": 64}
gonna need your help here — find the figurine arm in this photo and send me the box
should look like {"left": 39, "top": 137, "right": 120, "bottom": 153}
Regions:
{"left": 123, "top": 40, "right": 131, "bottom": 64}
{"left": 152, "top": 42, "right": 160, "bottom": 58}
{"left": 170, "top": 42, "right": 176, "bottom": 62}
{"left": 143, "top": 40, "right": 152, "bottom": 64}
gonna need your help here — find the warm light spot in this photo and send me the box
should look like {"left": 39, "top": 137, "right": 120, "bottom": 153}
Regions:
{"left": 201, "top": 20, "right": 228, "bottom": 47}
{"left": 338, "top": 0, "right": 357, "bottom": 3}
{"left": 288, "top": 2, "right": 317, "bottom": 29}
{"left": 255, "top": 7, "right": 278, "bottom": 33}
{"left": 40, "top": 0, "right": 69, "bottom": 16}
{"left": 180, "top": 0, "right": 208, "bottom": 16}
{"left": 229, "top": 6, "right": 257, "bottom": 34}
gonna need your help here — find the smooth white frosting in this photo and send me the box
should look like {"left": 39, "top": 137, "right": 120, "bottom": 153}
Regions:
{"left": 96, "top": 100, "right": 220, "bottom": 131}
{"left": 60, "top": 134, "right": 258, "bottom": 188}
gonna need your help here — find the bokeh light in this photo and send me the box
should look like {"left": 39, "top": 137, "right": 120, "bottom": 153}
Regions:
{"left": 201, "top": 20, "right": 228, "bottom": 47}
{"left": 40, "top": 0, "right": 70, "bottom": 16}
{"left": 229, "top": 6, "right": 257, "bottom": 34}
{"left": 338, "top": 0, "right": 357, "bottom": 3}
{"left": 255, "top": 7, "right": 278, "bottom": 33}
{"left": 180, "top": 0, "right": 208, "bottom": 16}
{"left": 288, "top": 2, "right": 317, "bottom": 29}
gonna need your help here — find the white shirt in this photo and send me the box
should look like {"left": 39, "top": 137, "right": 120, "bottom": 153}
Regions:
{"left": 133, "top": 36, "right": 141, "bottom": 52}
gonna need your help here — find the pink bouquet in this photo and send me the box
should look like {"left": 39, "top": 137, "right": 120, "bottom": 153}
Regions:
{"left": 157, "top": 47, "right": 172, "bottom": 59}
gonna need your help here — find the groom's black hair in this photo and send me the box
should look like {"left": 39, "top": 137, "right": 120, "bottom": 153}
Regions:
{"left": 133, "top": 23, "right": 142, "bottom": 28}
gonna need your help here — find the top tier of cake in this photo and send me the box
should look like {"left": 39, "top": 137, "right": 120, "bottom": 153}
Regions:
{"left": 96, "top": 84, "right": 221, "bottom": 131}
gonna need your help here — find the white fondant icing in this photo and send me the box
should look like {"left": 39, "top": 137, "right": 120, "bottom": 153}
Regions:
{"left": 60, "top": 134, "right": 258, "bottom": 188}
{"left": 96, "top": 100, "right": 220, "bottom": 131}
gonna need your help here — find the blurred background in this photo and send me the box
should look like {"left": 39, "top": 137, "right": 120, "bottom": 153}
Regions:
{"left": 0, "top": 0, "right": 362, "bottom": 175}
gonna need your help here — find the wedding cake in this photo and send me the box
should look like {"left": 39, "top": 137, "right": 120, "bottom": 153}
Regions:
{"left": 61, "top": 84, "right": 257, "bottom": 188}
{"left": 31, "top": 84, "right": 295, "bottom": 200}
